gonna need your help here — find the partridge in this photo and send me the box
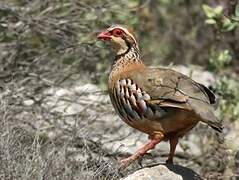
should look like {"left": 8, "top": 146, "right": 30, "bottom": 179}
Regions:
{"left": 97, "top": 25, "right": 223, "bottom": 168}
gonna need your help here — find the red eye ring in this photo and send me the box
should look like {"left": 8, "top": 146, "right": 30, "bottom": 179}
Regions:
{"left": 112, "top": 29, "right": 123, "bottom": 37}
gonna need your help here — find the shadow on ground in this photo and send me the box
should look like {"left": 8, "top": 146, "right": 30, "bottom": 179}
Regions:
{"left": 143, "top": 163, "right": 202, "bottom": 180}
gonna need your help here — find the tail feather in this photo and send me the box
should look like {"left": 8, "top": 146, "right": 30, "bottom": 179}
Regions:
{"left": 188, "top": 99, "right": 223, "bottom": 133}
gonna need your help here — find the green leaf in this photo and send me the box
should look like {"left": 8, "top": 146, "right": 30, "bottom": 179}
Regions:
{"left": 205, "top": 19, "right": 217, "bottom": 24}
{"left": 223, "top": 17, "right": 232, "bottom": 26}
{"left": 214, "top": 6, "right": 223, "bottom": 16}
{"left": 202, "top": 4, "right": 223, "bottom": 19}
{"left": 236, "top": 4, "right": 239, "bottom": 17}
{"left": 222, "top": 22, "right": 238, "bottom": 32}
{"left": 202, "top": 4, "right": 215, "bottom": 18}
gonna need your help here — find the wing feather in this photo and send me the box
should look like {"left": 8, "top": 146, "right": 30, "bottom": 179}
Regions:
{"left": 126, "top": 67, "right": 222, "bottom": 132}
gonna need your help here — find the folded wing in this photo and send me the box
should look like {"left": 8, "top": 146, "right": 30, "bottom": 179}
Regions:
{"left": 127, "top": 68, "right": 222, "bottom": 133}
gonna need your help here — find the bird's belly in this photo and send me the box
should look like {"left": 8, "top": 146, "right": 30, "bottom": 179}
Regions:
{"left": 118, "top": 108, "right": 199, "bottom": 139}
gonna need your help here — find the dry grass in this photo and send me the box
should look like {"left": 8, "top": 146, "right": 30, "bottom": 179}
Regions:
{"left": 0, "top": 88, "right": 122, "bottom": 180}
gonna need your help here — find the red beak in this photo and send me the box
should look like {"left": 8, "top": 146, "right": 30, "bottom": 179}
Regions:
{"left": 97, "top": 31, "right": 111, "bottom": 41}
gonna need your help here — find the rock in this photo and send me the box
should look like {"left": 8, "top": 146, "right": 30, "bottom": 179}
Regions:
{"left": 42, "top": 83, "right": 108, "bottom": 115}
{"left": 23, "top": 99, "right": 34, "bottom": 106}
{"left": 180, "top": 133, "right": 202, "bottom": 156}
{"left": 225, "top": 122, "right": 239, "bottom": 151}
{"left": 121, "top": 164, "right": 202, "bottom": 180}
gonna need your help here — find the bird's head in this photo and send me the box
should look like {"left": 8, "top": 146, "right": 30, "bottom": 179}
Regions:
{"left": 97, "top": 25, "right": 138, "bottom": 55}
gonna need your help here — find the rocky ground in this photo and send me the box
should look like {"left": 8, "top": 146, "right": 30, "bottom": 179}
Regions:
{"left": 121, "top": 164, "right": 202, "bottom": 180}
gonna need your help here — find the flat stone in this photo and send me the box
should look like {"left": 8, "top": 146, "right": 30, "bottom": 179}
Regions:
{"left": 121, "top": 164, "right": 202, "bottom": 180}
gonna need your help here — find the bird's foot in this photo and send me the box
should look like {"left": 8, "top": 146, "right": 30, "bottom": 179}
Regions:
{"left": 119, "top": 156, "right": 136, "bottom": 169}
{"left": 119, "top": 137, "right": 163, "bottom": 169}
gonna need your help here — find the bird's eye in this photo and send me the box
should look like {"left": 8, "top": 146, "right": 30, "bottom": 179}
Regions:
{"left": 113, "top": 29, "right": 123, "bottom": 37}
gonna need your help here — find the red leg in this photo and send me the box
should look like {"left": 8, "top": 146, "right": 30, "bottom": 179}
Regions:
{"left": 166, "top": 137, "right": 178, "bottom": 164}
{"left": 120, "top": 134, "right": 163, "bottom": 168}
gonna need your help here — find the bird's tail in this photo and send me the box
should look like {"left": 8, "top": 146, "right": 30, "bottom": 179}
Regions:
{"left": 188, "top": 99, "right": 223, "bottom": 133}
